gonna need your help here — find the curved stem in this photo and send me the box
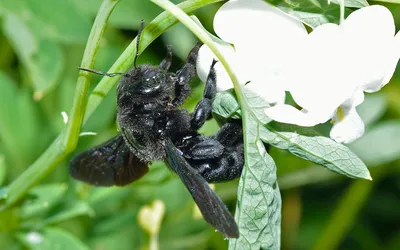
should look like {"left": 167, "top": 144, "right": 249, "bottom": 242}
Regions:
{"left": 63, "top": 0, "right": 120, "bottom": 152}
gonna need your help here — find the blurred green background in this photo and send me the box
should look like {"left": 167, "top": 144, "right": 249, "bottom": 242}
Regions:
{"left": 1, "top": 0, "right": 400, "bottom": 249}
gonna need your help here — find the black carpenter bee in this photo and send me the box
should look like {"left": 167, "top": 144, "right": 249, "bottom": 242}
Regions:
{"left": 69, "top": 22, "right": 244, "bottom": 238}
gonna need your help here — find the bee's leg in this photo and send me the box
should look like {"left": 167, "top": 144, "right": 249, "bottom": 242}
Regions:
{"left": 200, "top": 144, "right": 244, "bottom": 183}
{"left": 184, "top": 123, "right": 242, "bottom": 158}
{"left": 172, "top": 42, "right": 201, "bottom": 107}
{"left": 190, "top": 59, "right": 217, "bottom": 130}
{"left": 182, "top": 123, "right": 244, "bottom": 183}
{"left": 198, "top": 122, "right": 243, "bottom": 182}
{"left": 214, "top": 122, "right": 242, "bottom": 147}
{"left": 187, "top": 143, "right": 244, "bottom": 183}
{"left": 182, "top": 136, "right": 224, "bottom": 160}
{"left": 159, "top": 45, "right": 173, "bottom": 71}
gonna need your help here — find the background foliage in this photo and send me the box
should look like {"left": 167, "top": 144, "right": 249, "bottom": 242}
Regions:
{"left": 0, "top": 0, "right": 400, "bottom": 249}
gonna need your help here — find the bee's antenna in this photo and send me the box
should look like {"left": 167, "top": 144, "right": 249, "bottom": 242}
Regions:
{"left": 78, "top": 67, "right": 128, "bottom": 77}
{"left": 134, "top": 20, "right": 145, "bottom": 68}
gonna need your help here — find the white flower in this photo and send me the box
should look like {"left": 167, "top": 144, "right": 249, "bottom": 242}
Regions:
{"left": 197, "top": 0, "right": 400, "bottom": 144}
{"left": 265, "top": 5, "right": 400, "bottom": 143}
{"left": 196, "top": 0, "right": 307, "bottom": 105}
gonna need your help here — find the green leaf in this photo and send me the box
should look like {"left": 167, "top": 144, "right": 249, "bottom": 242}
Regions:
{"left": 2, "top": 13, "right": 63, "bottom": 95}
{"left": 259, "top": 126, "right": 371, "bottom": 180}
{"left": 265, "top": 0, "right": 368, "bottom": 28}
{"left": 212, "top": 89, "right": 271, "bottom": 124}
{"left": 212, "top": 89, "right": 282, "bottom": 247}
{"left": 243, "top": 89, "right": 272, "bottom": 124}
{"left": 0, "top": 72, "right": 48, "bottom": 171}
{"left": 229, "top": 113, "right": 281, "bottom": 250}
{"left": 0, "top": 0, "right": 91, "bottom": 43}
{"left": 328, "top": 0, "right": 369, "bottom": 8}
{"left": 212, "top": 90, "right": 242, "bottom": 120}
{"left": 213, "top": 89, "right": 279, "bottom": 249}
{"left": 17, "top": 227, "right": 90, "bottom": 250}
{"left": 18, "top": 184, "right": 68, "bottom": 219}
{"left": 349, "top": 121, "right": 400, "bottom": 167}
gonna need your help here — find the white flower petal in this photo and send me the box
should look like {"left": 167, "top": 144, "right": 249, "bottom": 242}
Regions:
{"left": 379, "top": 31, "right": 400, "bottom": 89}
{"left": 342, "top": 5, "right": 398, "bottom": 92}
{"left": 330, "top": 108, "right": 365, "bottom": 144}
{"left": 214, "top": 0, "right": 307, "bottom": 45}
{"left": 343, "top": 5, "right": 394, "bottom": 40}
{"left": 341, "top": 88, "right": 365, "bottom": 110}
{"left": 246, "top": 78, "right": 285, "bottom": 105}
{"left": 265, "top": 104, "right": 329, "bottom": 126}
{"left": 285, "top": 23, "right": 357, "bottom": 122}
{"left": 198, "top": 0, "right": 307, "bottom": 104}
{"left": 196, "top": 43, "right": 239, "bottom": 91}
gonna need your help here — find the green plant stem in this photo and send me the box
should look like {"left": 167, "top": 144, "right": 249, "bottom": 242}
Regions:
{"left": 149, "top": 233, "right": 159, "bottom": 250}
{"left": 63, "top": 0, "right": 120, "bottom": 152}
{"left": 0, "top": 0, "right": 223, "bottom": 210}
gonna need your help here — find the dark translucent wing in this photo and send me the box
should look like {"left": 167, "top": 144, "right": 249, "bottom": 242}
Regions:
{"left": 164, "top": 138, "right": 239, "bottom": 238}
{"left": 69, "top": 135, "right": 148, "bottom": 186}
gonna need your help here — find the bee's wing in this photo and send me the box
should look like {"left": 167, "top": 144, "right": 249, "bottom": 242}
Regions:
{"left": 69, "top": 135, "right": 148, "bottom": 186}
{"left": 164, "top": 138, "right": 239, "bottom": 238}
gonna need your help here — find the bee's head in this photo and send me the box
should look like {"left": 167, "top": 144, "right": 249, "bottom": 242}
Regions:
{"left": 118, "top": 64, "right": 170, "bottom": 95}
{"left": 116, "top": 64, "right": 176, "bottom": 108}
